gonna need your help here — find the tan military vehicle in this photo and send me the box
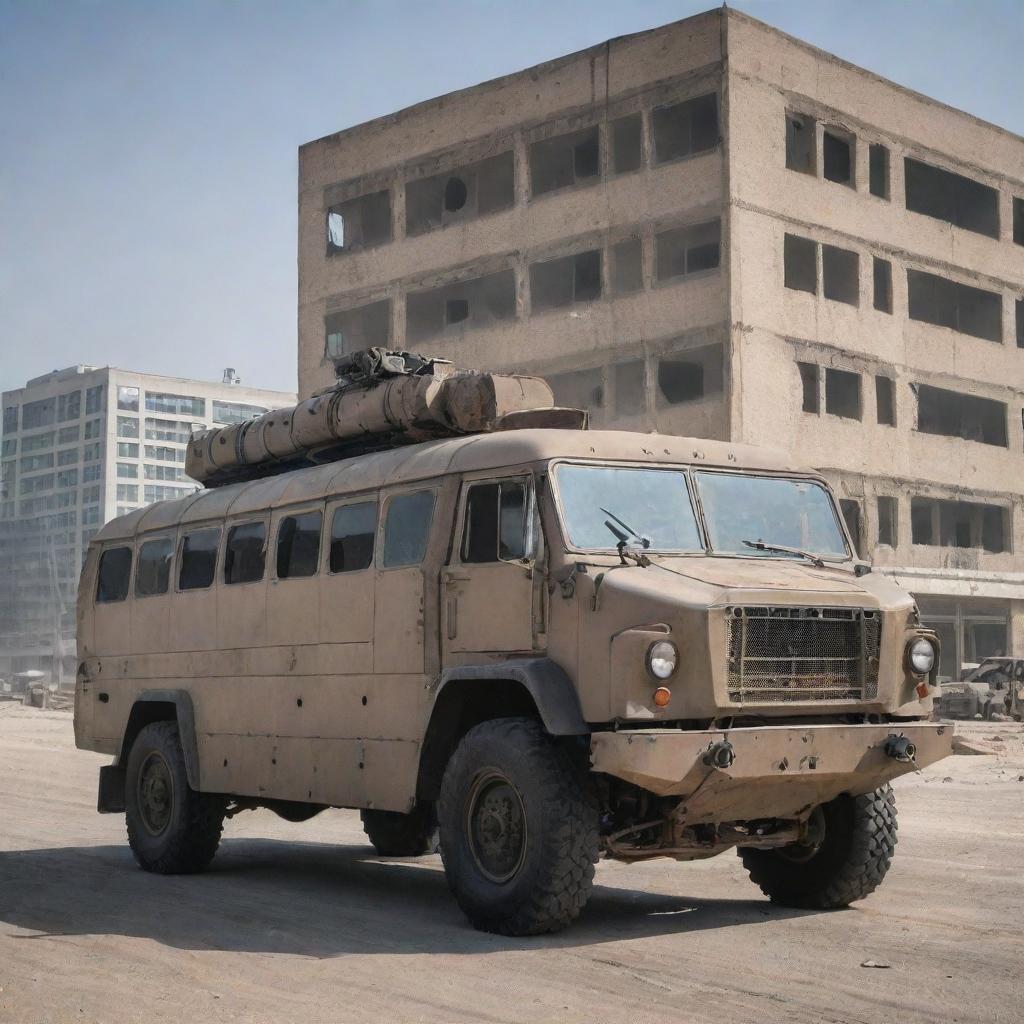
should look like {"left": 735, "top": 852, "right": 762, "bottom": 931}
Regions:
{"left": 75, "top": 351, "right": 952, "bottom": 935}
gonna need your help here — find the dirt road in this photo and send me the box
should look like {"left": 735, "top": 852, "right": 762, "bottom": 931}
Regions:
{"left": 1, "top": 704, "right": 1021, "bottom": 1024}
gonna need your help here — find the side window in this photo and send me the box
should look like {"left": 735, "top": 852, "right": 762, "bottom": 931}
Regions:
{"left": 277, "top": 511, "right": 322, "bottom": 579}
{"left": 382, "top": 490, "right": 435, "bottom": 567}
{"left": 224, "top": 521, "right": 267, "bottom": 584}
{"left": 461, "top": 481, "right": 529, "bottom": 563}
{"left": 179, "top": 528, "right": 220, "bottom": 591}
{"left": 135, "top": 538, "right": 173, "bottom": 597}
{"left": 97, "top": 546, "right": 132, "bottom": 603}
{"left": 329, "top": 501, "right": 377, "bottom": 573}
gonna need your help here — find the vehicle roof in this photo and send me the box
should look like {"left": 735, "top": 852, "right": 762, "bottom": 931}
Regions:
{"left": 94, "top": 428, "right": 809, "bottom": 543}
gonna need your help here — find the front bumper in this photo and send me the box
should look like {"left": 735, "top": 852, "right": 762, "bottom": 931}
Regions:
{"left": 590, "top": 722, "right": 952, "bottom": 824}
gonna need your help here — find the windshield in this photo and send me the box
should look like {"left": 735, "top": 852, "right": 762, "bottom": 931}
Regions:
{"left": 695, "top": 472, "right": 849, "bottom": 559}
{"left": 554, "top": 464, "right": 703, "bottom": 552}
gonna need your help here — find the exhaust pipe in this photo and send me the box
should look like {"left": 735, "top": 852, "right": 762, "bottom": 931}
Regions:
{"left": 884, "top": 735, "right": 917, "bottom": 763}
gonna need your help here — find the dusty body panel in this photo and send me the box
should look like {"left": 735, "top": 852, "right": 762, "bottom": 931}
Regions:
{"left": 76, "top": 427, "right": 950, "bottom": 830}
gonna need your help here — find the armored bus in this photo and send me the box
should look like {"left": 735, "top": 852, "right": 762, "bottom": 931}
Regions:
{"left": 75, "top": 357, "right": 951, "bottom": 935}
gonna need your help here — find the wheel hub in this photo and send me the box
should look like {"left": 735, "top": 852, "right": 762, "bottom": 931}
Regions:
{"left": 137, "top": 751, "right": 174, "bottom": 836}
{"left": 466, "top": 771, "right": 527, "bottom": 883}
{"left": 779, "top": 805, "right": 826, "bottom": 863}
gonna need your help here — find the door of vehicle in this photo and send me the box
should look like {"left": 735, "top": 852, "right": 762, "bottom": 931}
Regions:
{"left": 441, "top": 474, "right": 539, "bottom": 657}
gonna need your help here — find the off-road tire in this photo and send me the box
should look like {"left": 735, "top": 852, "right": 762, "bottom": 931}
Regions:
{"left": 361, "top": 803, "right": 439, "bottom": 857}
{"left": 739, "top": 785, "right": 897, "bottom": 909}
{"left": 438, "top": 716, "right": 599, "bottom": 936}
{"left": 125, "top": 721, "right": 225, "bottom": 874}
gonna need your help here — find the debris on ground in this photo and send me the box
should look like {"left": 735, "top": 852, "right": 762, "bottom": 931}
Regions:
{"left": 860, "top": 960, "right": 891, "bottom": 969}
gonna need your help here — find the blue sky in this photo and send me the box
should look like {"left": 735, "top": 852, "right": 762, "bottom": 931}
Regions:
{"left": 1, "top": 0, "right": 1022, "bottom": 395}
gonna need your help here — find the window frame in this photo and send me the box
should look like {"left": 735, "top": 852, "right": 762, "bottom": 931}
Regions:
{"left": 273, "top": 505, "right": 324, "bottom": 581}
{"left": 96, "top": 545, "right": 134, "bottom": 604}
{"left": 176, "top": 525, "right": 222, "bottom": 593}
{"left": 134, "top": 535, "right": 175, "bottom": 599}
{"left": 379, "top": 488, "right": 437, "bottom": 570}
{"left": 325, "top": 496, "right": 379, "bottom": 575}
{"left": 455, "top": 475, "right": 536, "bottom": 566}
{"left": 223, "top": 518, "right": 269, "bottom": 586}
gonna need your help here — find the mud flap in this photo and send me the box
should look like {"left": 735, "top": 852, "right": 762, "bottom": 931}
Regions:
{"left": 98, "top": 764, "right": 126, "bottom": 813}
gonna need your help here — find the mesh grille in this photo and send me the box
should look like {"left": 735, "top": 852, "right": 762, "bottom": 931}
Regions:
{"left": 725, "top": 606, "right": 880, "bottom": 704}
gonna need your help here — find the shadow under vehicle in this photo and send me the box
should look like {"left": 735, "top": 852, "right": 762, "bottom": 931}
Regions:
{"left": 73, "top": 350, "right": 952, "bottom": 935}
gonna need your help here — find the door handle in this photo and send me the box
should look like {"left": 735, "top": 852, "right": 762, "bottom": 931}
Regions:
{"left": 443, "top": 572, "right": 470, "bottom": 584}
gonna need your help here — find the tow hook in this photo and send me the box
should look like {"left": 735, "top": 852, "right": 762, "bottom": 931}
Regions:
{"left": 884, "top": 734, "right": 917, "bottom": 763}
{"left": 703, "top": 739, "right": 736, "bottom": 769}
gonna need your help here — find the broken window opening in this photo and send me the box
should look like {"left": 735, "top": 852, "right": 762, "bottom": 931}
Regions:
{"left": 406, "top": 151, "right": 514, "bottom": 235}
{"left": 1017, "top": 298, "right": 1023, "bottom": 348}
{"left": 326, "top": 190, "right": 392, "bottom": 253}
{"left": 875, "top": 376, "right": 896, "bottom": 427}
{"left": 839, "top": 499, "right": 862, "bottom": 556}
{"left": 911, "top": 497, "right": 1007, "bottom": 553}
{"left": 916, "top": 383, "right": 1007, "bottom": 447}
{"left": 546, "top": 368, "right": 604, "bottom": 413}
{"left": 325, "top": 299, "right": 391, "bottom": 361}
{"left": 907, "top": 268, "right": 1002, "bottom": 342}
{"left": 1014, "top": 197, "right": 1024, "bottom": 246}
{"left": 785, "top": 113, "right": 816, "bottom": 175}
{"left": 822, "top": 245, "right": 859, "bottom": 305}
{"left": 904, "top": 157, "right": 999, "bottom": 239}
{"left": 652, "top": 93, "right": 718, "bottom": 164}
{"left": 873, "top": 257, "right": 892, "bottom": 314}
{"left": 824, "top": 367, "right": 861, "bottom": 420}
{"left": 406, "top": 269, "right": 516, "bottom": 342}
{"left": 530, "top": 250, "right": 602, "bottom": 312}
{"left": 798, "top": 362, "right": 820, "bottom": 413}
{"left": 610, "top": 114, "right": 642, "bottom": 175}
{"left": 529, "top": 126, "right": 600, "bottom": 197}
{"left": 655, "top": 220, "right": 721, "bottom": 282}
{"left": 656, "top": 343, "right": 723, "bottom": 406}
{"left": 611, "top": 238, "right": 643, "bottom": 295}
{"left": 784, "top": 234, "right": 817, "bottom": 294}
{"left": 823, "top": 130, "right": 854, "bottom": 187}
{"left": 613, "top": 360, "right": 646, "bottom": 415}
{"left": 877, "top": 496, "right": 898, "bottom": 548}
{"left": 869, "top": 143, "right": 890, "bottom": 200}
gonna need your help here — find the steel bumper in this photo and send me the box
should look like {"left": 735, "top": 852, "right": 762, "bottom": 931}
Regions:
{"left": 590, "top": 722, "right": 953, "bottom": 824}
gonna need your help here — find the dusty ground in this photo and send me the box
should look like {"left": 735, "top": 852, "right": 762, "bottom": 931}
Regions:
{"left": 1, "top": 704, "right": 1021, "bottom": 1024}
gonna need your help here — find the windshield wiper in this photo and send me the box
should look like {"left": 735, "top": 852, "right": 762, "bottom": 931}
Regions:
{"left": 601, "top": 507, "right": 651, "bottom": 566}
{"left": 741, "top": 539, "right": 836, "bottom": 569}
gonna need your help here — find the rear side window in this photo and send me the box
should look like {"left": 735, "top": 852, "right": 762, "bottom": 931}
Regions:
{"left": 277, "top": 511, "right": 322, "bottom": 579}
{"left": 383, "top": 490, "right": 435, "bottom": 567}
{"left": 329, "top": 501, "right": 377, "bottom": 573}
{"left": 135, "top": 538, "right": 173, "bottom": 597}
{"left": 224, "top": 522, "right": 266, "bottom": 584}
{"left": 462, "top": 481, "right": 528, "bottom": 563}
{"left": 97, "top": 546, "right": 132, "bottom": 603}
{"left": 179, "top": 528, "right": 220, "bottom": 590}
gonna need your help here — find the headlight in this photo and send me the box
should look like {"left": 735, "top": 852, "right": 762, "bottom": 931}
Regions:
{"left": 647, "top": 640, "right": 678, "bottom": 680}
{"left": 907, "top": 637, "right": 936, "bottom": 674}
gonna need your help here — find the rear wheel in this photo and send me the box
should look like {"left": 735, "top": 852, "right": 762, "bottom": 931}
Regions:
{"left": 361, "top": 803, "right": 438, "bottom": 857}
{"left": 739, "top": 785, "right": 897, "bottom": 909}
{"left": 125, "top": 721, "right": 225, "bottom": 874}
{"left": 438, "top": 717, "right": 598, "bottom": 936}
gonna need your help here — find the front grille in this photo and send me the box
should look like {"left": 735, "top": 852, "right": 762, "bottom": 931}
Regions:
{"left": 725, "top": 606, "right": 880, "bottom": 704}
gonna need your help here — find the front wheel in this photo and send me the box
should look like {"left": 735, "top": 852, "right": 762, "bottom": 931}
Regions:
{"left": 125, "top": 721, "right": 225, "bottom": 874}
{"left": 438, "top": 717, "right": 599, "bottom": 936}
{"left": 739, "top": 785, "right": 897, "bottom": 909}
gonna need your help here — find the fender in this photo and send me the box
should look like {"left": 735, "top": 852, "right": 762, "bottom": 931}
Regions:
{"left": 436, "top": 658, "right": 588, "bottom": 735}
{"left": 99, "top": 689, "right": 201, "bottom": 813}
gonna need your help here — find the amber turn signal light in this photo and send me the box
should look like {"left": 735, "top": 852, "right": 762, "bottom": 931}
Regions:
{"left": 653, "top": 687, "right": 672, "bottom": 708}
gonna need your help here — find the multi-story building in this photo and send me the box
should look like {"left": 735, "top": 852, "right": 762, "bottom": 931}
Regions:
{"left": 296, "top": 6, "right": 1024, "bottom": 679}
{"left": 0, "top": 366, "right": 294, "bottom": 679}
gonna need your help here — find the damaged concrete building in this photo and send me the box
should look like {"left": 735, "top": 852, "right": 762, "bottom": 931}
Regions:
{"left": 296, "top": 7, "right": 1024, "bottom": 679}
{"left": 0, "top": 366, "right": 294, "bottom": 679}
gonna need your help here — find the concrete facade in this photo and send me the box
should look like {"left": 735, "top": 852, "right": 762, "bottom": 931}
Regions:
{"left": 297, "top": 7, "right": 1024, "bottom": 679}
{"left": 0, "top": 366, "right": 294, "bottom": 679}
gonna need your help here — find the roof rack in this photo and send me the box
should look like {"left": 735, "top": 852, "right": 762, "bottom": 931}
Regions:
{"left": 186, "top": 348, "right": 586, "bottom": 488}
